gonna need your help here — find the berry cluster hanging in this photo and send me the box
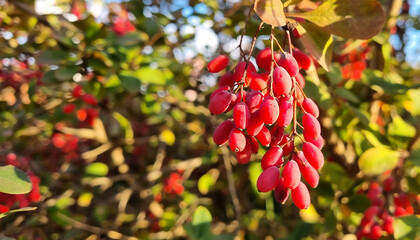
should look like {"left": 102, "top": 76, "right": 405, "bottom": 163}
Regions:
{"left": 207, "top": 25, "right": 324, "bottom": 209}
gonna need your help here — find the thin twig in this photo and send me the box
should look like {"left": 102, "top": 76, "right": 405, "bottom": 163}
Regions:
{"left": 221, "top": 147, "right": 241, "bottom": 222}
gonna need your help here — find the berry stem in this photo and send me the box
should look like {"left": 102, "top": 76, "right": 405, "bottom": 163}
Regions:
{"left": 286, "top": 30, "right": 293, "bottom": 54}
{"left": 238, "top": 4, "right": 255, "bottom": 60}
{"left": 269, "top": 27, "right": 275, "bottom": 96}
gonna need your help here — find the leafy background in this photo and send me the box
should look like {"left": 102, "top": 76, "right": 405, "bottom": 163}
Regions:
{"left": 0, "top": 0, "right": 420, "bottom": 239}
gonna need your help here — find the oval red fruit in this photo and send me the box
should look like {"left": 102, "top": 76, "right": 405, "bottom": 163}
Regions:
{"left": 208, "top": 90, "right": 234, "bottom": 115}
{"left": 213, "top": 119, "right": 235, "bottom": 145}
{"left": 270, "top": 125, "right": 285, "bottom": 146}
{"left": 236, "top": 138, "right": 252, "bottom": 164}
{"left": 83, "top": 94, "right": 98, "bottom": 105}
{"left": 219, "top": 72, "right": 235, "bottom": 87}
{"left": 208, "top": 55, "right": 229, "bottom": 73}
{"left": 256, "top": 166, "right": 280, "bottom": 192}
{"left": 302, "top": 142, "right": 324, "bottom": 170}
{"left": 273, "top": 67, "right": 292, "bottom": 97}
{"left": 302, "top": 98, "right": 319, "bottom": 118}
{"left": 291, "top": 182, "right": 310, "bottom": 209}
{"left": 256, "top": 47, "right": 280, "bottom": 71}
{"left": 295, "top": 151, "right": 319, "bottom": 188}
{"left": 292, "top": 48, "right": 311, "bottom": 70}
{"left": 245, "top": 90, "right": 264, "bottom": 111}
{"left": 282, "top": 160, "right": 301, "bottom": 189}
{"left": 278, "top": 98, "right": 293, "bottom": 127}
{"left": 63, "top": 103, "right": 76, "bottom": 114}
{"left": 229, "top": 129, "right": 246, "bottom": 152}
{"left": 255, "top": 126, "right": 271, "bottom": 147}
{"left": 233, "top": 102, "right": 251, "bottom": 130}
{"left": 250, "top": 72, "right": 269, "bottom": 91}
{"left": 259, "top": 96, "right": 279, "bottom": 125}
{"left": 233, "top": 61, "right": 256, "bottom": 84}
{"left": 247, "top": 111, "right": 264, "bottom": 136}
{"left": 302, "top": 113, "right": 321, "bottom": 139}
{"left": 277, "top": 52, "right": 299, "bottom": 77}
{"left": 261, "top": 146, "right": 283, "bottom": 170}
{"left": 246, "top": 135, "right": 259, "bottom": 154}
{"left": 274, "top": 178, "right": 290, "bottom": 204}
{"left": 295, "top": 72, "right": 305, "bottom": 88}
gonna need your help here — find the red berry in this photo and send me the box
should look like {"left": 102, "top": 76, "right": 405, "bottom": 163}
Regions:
{"left": 259, "top": 96, "right": 279, "bottom": 125}
{"left": 302, "top": 113, "right": 321, "bottom": 139}
{"left": 278, "top": 98, "right": 293, "bottom": 127}
{"left": 229, "top": 129, "right": 246, "bottom": 152}
{"left": 302, "top": 98, "right": 319, "bottom": 118}
{"left": 213, "top": 119, "right": 235, "bottom": 145}
{"left": 83, "top": 94, "right": 98, "bottom": 105}
{"left": 382, "top": 215, "right": 394, "bottom": 234}
{"left": 302, "top": 142, "right": 324, "bottom": 170}
{"left": 208, "top": 55, "right": 229, "bottom": 73}
{"left": 292, "top": 48, "right": 311, "bottom": 70}
{"left": 255, "top": 126, "right": 271, "bottom": 147}
{"left": 247, "top": 111, "right": 264, "bottom": 136}
{"left": 384, "top": 177, "right": 394, "bottom": 192}
{"left": 219, "top": 72, "right": 235, "bottom": 87}
{"left": 63, "top": 103, "right": 76, "bottom": 114}
{"left": 368, "top": 224, "right": 382, "bottom": 240}
{"left": 270, "top": 125, "right": 285, "bottom": 146}
{"left": 249, "top": 72, "right": 269, "bottom": 91}
{"left": 256, "top": 47, "right": 280, "bottom": 71}
{"left": 303, "top": 131, "right": 325, "bottom": 150}
{"left": 237, "top": 138, "right": 252, "bottom": 164}
{"left": 291, "top": 182, "right": 310, "bottom": 209}
{"left": 295, "top": 72, "right": 305, "bottom": 88}
{"left": 273, "top": 67, "right": 292, "bottom": 97}
{"left": 277, "top": 52, "right": 299, "bottom": 77}
{"left": 208, "top": 90, "right": 235, "bottom": 115}
{"left": 274, "top": 178, "right": 290, "bottom": 204}
{"left": 295, "top": 152, "right": 319, "bottom": 188}
{"left": 72, "top": 85, "right": 83, "bottom": 98}
{"left": 233, "top": 102, "right": 251, "bottom": 130}
{"left": 280, "top": 135, "right": 294, "bottom": 155}
{"left": 261, "top": 146, "right": 283, "bottom": 170}
{"left": 246, "top": 135, "right": 259, "bottom": 154}
{"left": 256, "top": 166, "right": 280, "bottom": 192}
{"left": 245, "top": 90, "right": 264, "bottom": 112}
{"left": 233, "top": 61, "right": 256, "bottom": 84}
{"left": 282, "top": 160, "right": 301, "bottom": 189}
{"left": 209, "top": 86, "right": 229, "bottom": 101}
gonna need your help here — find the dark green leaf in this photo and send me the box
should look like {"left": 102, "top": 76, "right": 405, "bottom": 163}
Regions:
{"left": 37, "top": 50, "right": 70, "bottom": 65}
{"left": 334, "top": 87, "right": 360, "bottom": 103}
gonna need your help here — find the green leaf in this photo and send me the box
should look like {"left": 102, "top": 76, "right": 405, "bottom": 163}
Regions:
{"left": 184, "top": 206, "right": 213, "bottom": 240}
{"left": 296, "top": 21, "right": 333, "bottom": 71}
{"left": 112, "top": 112, "right": 134, "bottom": 142}
{"left": 388, "top": 115, "right": 416, "bottom": 138}
{"left": 254, "top": 0, "right": 287, "bottom": 27}
{"left": 334, "top": 87, "right": 359, "bottom": 103}
{"left": 119, "top": 71, "right": 141, "bottom": 93}
{"left": 55, "top": 66, "right": 80, "bottom": 81}
{"left": 394, "top": 215, "right": 420, "bottom": 239}
{"left": 0, "top": 165, "right": 32, "bottom": 194}
{"left": 36, "top": 50, "right": 71, "bottom": 65}
{"left": 362, "top": 70, "right": 410, "bottom": 95}
{"left": 358, "top": 147, "right": 400, "bottom": 175}
{"left": 116, "top": 31, "right": 148, "bottom": 46}
{"left": 287, "top": 0, "right": 386, "bottom": 39}
{"left": 136, "top": 67, "right": 167, "bottom": 85}
{"left": 85, "top": 163, "right": 109, "bottom": 177}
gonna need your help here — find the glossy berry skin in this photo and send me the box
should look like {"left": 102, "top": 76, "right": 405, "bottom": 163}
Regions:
{"left": 261, "top": 146, "right": 283, "bottom": 170}
{"left": 277, "top": 52, "right": 299, "bottom": 77}
{"left": 291, "top": 182, "right": 310, "bottom": 209}
{"left": 247, "top": 111, "right": 264, "bottom": 136}
{"left": 295, "top": 72, "right": 305, "bottom": 88}
{"left": 208, "top": 90, "right": 235, "bottom": 115}
{"left": 270, "top": 125, "right": 285, "bottom": 146}
{"left": 282, "top": 160, "right": 301, "bottom": 190}
{"left": 368, "top": 225, "right": 382, "bottom": 240}
{"left": 208, "top": 55, "right": 229, "bottom": 73}
{"left": 292, "top": 48, "right": 311, "bottom": 70}
{"left": 247, "top": 135, "right": 259, "bottom": 154}
{"left": 303, "top": 131, "right": 325, "bottom": 150}
{"left": 255, "top": 126, "right": 271, "bottom": 147}
{"left": 382, "top": 215, "right": 394, "bottom": 234}
{"left": 250, "top": 72, "right": 269, "bottom": 91}
{"left": 259, "top": 96, "right": 279, "bottom": 125}
{"left": 274, "top": 178, "right": 290, "bottom": 204}
{"left": 209, "top": 86, "right": 229, "bottom": 101}
{"left": 256, "top": 166, "right": 280, "bottom": 192}
{"left": 256, "top": 47, "right": 280, "bottom": 71}
{"left": 302, "top": 98, "right": 319, "bottom": 118}
{"left": 302, "top": 113, "right": 321, "bottom": 139}
{"left": 245, "top": 90, "right": 264, "bottom": 111}
{"left": 233, "top": 102, "right": 251, "bottom": 130}
{"left": 295, "top": 152, "right": 319, "bottom": 188}
{"left": 302, "top": 142, "right": 324, "bottom": 170}
{"left": 233, "top": 61, "right": 256, "bottom": 84}
{"left": 219, "top": 72, "right": 235, "bottom": 87}
{"left": 236, "top": 139, "right": 252, "bottom": 164}
{"left": 213, "top": 119, "right": 235, "bottom": 145}
{"left": 83, "top": 94, "right": 98, "bottom": 105}
{"left": 278, "top": 98, "right": 293, "bottom": 127}
{"left": 273, "top": 67, "right": 292, "bottom": 97}
{"left": 229, "top": 129, "right": 246, "bottom": 152}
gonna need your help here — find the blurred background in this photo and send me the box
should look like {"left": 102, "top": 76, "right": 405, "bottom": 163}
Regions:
{"left": 0, "top": 0, "right": 420, "bottom": 239}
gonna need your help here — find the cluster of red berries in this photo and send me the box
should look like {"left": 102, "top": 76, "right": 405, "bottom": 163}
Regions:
{"left": 208, "top": 44, "right": 324, "bottom": 209}
{"left": 356, "top": 178, "right": 419, "bottom": 240}
{"left": 338, "top": 41, "right": 369, "bottom": 80}
{"left": 163, "top": 172, "right": 184, "bottom": 196}
{"left": 0, "top": 153, "right": 41, "bottom": 213}
{"left": 62, "top": 84, "right": 99, "bottom": 126}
